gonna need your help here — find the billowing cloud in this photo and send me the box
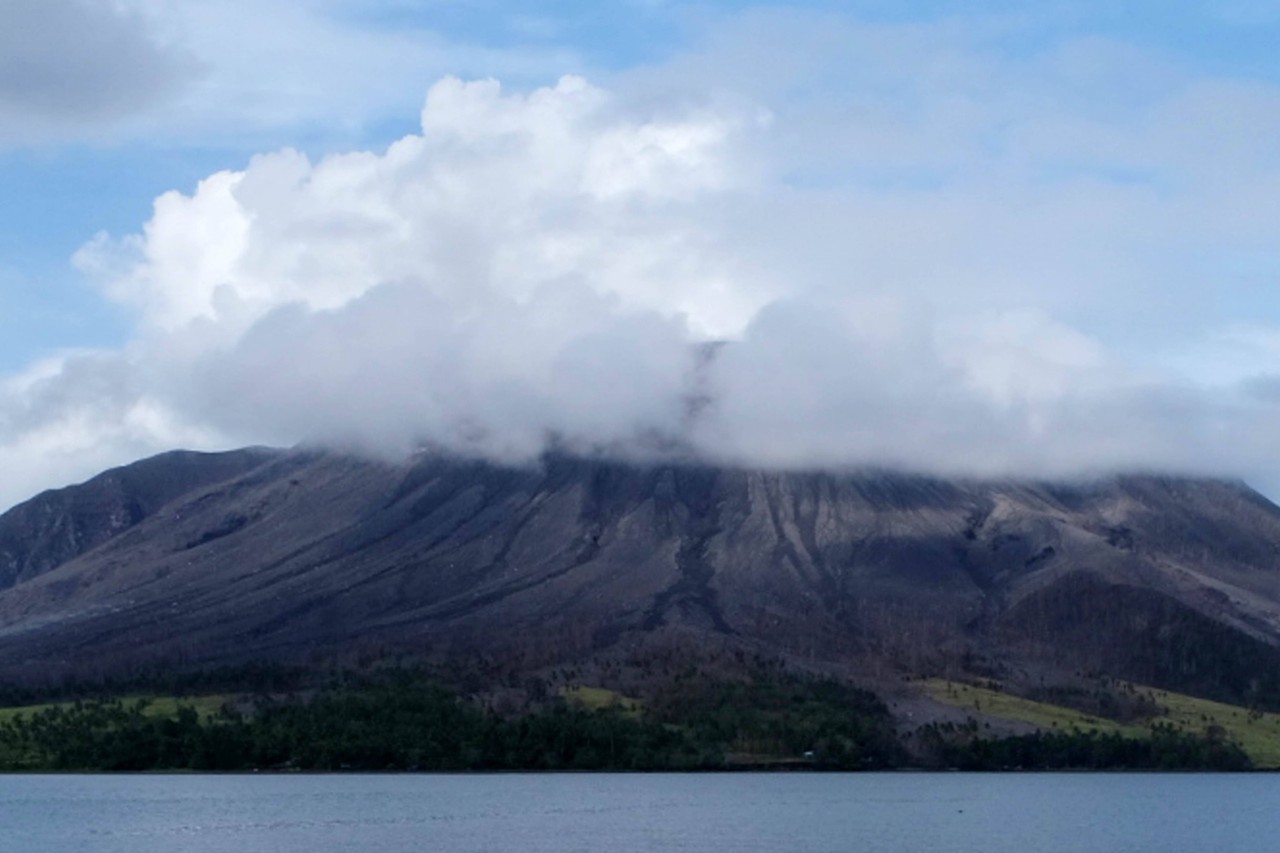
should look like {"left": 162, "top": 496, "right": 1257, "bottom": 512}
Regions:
{"left": 62, "top": 75, "right": 764, "bottom": 470}
{"left": 4, "top": 13, "right": 1280, "bottom": 508}
{"left": 76, "top": 76, "right": 758, "bottom": 337}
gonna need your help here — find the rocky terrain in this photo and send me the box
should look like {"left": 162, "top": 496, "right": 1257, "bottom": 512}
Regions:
{"left": 2, "top": 447, "right": 1280, "bottom": 708}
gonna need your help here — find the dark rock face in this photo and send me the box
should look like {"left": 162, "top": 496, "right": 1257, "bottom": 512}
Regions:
{"left": 2, "top": 448, "right": 1280, "bottom": 701}
{"left": 0, "top": 448, "right": 278, "bottom": 591}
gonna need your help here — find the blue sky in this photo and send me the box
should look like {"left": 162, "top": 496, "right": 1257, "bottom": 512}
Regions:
{"left": 2, "top": 0, "right": 1280, "bottom": 506}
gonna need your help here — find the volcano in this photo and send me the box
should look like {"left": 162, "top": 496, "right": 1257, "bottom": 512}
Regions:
{"left": 3, "top": 447, "right": 1280, "bottom": 706}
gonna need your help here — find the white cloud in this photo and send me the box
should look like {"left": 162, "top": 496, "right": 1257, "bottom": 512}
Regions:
{"left": 5, "top": 11, "right": 1280, "bottom": 507}
{"left": 77, "top": 76, "right": 761, "bottom": 337}
{"left": 0, "top": 351, "right": 222, "bottom": 505}
{"left": 23, "top": 75, "right": 761, "bottom": 500}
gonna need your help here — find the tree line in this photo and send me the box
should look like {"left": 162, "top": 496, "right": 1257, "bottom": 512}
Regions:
{"left": 912, "top": 719, "right": 1249, "bottom": 771}
{"left": 0, "top": 670, "right": 1250, "bottom": 772}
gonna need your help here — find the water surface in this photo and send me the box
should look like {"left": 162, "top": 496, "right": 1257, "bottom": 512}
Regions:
{"left": 1, "top": 772, "right": 1271, "bottom": 852}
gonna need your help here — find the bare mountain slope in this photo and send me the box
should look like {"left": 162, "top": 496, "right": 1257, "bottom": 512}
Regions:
{"left": 0, "top": 448, "right": 280, "bottom": 591}
{"left": 2, "top": 448, "right": 1280, "bottom": 704}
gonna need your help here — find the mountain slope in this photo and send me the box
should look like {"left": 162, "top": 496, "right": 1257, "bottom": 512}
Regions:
{"left": 1, "top": 448, "right": 1280, "bottom": 705}
{"left": 0, "top": 448, "right": 280, "bottom": 592}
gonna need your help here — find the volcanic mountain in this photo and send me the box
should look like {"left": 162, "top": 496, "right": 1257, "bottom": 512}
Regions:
{"left": 3, "top": 447, "right": 1280, "bottom": 707}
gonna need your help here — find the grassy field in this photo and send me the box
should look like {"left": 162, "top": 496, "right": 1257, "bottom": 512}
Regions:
{"left": 920, "top": 678, "right": 1280, "bottom": 768}
{"left": 560, "top": 685, "right": 643, "bottom": 717}
{"left": 918, "top": 680, "right": 1143, "bottom": 737}
{"left": 1140, "top": 686, "right": 1280, "bottom": 768}
{"left": 0, "top": 694, "right": 232, "bottom": 725}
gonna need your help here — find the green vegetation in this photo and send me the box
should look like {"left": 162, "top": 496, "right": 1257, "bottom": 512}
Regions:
{"left": 0, "top": 671, "right": 901, "bottom": 772}
{"left": 919, "top": 680, "right": 1144, "bottom": 737}
{"left": 0, "top": 693, "right": 230, "bottom": 726}
{"left": 915, "top": 719, "right": 1249, "bottom": 771}
{"left": 0, "top": 701, "right": 70, "bottom": 726}
{"left": 0, "top": 670, "right": 1251, "bottom": 772}
{"left": 561, "top": 685, "right": 643, "bottom": 717}
{"left": 647, "top": 674, "right": 902, "bottom": 769}
{"left": 922, "top": 677, "right": 1280, "bottom": 768}
{"left": 0, "top": 680, "right": 684, "bottom": 772}
{"left": 1136, "top": 685, "right": 1280, "bottom": 768}
{"left": 0, "top": 697, "right": 238, "bottom": 771}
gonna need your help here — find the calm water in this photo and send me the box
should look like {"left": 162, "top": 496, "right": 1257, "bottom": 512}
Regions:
{"left": 1, "top": 773, "right": 1274, "bottom": 852}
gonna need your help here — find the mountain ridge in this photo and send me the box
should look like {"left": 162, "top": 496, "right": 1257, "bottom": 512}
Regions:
{"left": 1, "top": 447, "right": 1279, "bottom": 709}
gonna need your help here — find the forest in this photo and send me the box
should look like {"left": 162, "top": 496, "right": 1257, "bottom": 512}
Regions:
{"left": 0, "top": 668, "right": 1250, "bottom": 772}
